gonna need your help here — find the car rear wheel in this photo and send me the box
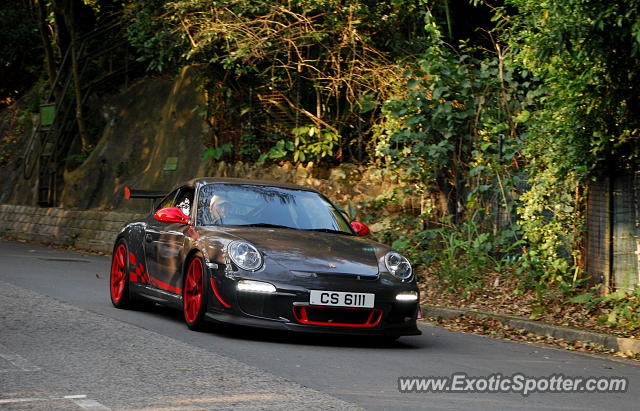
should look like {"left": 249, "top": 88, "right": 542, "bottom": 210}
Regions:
{"left": 183, "top": 253, "right": 208, "bottom": 330}
{"left": 110, "top": 240, "right": 132, "bottom": 308}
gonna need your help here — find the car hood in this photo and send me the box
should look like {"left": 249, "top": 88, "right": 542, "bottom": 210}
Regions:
{"left": 214, "top": 227, "right": 384, "bottom": 277}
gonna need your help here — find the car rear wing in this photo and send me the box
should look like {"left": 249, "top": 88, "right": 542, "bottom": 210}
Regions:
{"left": 124, "top": 186, "right": 167, "bottom": 200}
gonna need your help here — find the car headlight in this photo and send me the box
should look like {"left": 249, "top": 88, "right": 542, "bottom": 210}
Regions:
{"left": 228, "top": 241, "right": 263, "bottom": 271}
{"left": 396, "top": 291, "right": 418, "bottom": 302}
{"left": 384, "top": 251, "right": 413, "bottom": 281}
{"left": 237, "top": 279, "right": 276, "bottom": 293}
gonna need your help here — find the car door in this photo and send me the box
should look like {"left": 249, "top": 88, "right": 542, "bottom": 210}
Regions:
{"left": 143, "top": 187, "right": 194, "bottom": 295}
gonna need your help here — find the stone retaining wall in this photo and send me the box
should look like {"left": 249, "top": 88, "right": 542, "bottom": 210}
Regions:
{"left": 0, "top": 204, "right": 142, "bottom": 254}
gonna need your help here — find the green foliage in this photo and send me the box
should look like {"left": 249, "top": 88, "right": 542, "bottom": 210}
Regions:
{"left": 238, "top": 134, "right": 261, "bottom": 162}
{"left": 346, "top": 200, "right": 358, "bottom": 222}
{"left": 124, "top": 0, "right": 187, "bottom": 72}
{"left": 371, "top": 213, "right": 435, "bottom": 268}
{"left": 430, "top": 216, "right": 523, "bottom": 293}
{"left": 255, "top": 125, "right": 341, "bottom": 164}
{"left": 516, "top": 167, "right": 583, "bottom": 292}
{"left": 123, "top": 0, "right": 434, "bottom": 164}
{"left": 0, "top": 2, "right": 43, "bottom": 106}
{"left": 202, "top": 143, "right": 234, "bottom": 161}
{"left": 372, "top": 11, "right": 532, "bottom": 295}
{"left": 257, "top": 139, "right": 293, "bottom": 164}
{"left": 498, "top": 0, "right": 640, "bottom": 294}
{"left": 507, "top": 0, "right": 640, "bottom": 172}
{"left": 335, "top": 199, "right": 358, "bottom": 221}
{"left": 567, "top": 287, "right": 640, "bottom": 331}
{"left": 379, "top": 15, "right": 529, "bottom": 220}
{"left": 291, "top": 126, "right": 339, "bottom": 163}
{"left": 367, "top": 196, "right": 523, "bottom": 294}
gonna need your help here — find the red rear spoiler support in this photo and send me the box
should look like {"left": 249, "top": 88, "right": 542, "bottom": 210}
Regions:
{"left": 124, "top": 186, "right": 167, "bottom": 200}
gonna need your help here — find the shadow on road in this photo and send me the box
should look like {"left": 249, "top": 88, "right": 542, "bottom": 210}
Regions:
{"left": 139, "top": 303, "right": 432, "bottom": 350}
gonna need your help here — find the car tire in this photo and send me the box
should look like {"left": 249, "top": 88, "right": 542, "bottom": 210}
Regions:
{"left": 183, "top": 252, "right": 208, "bottom": 331}
{"left": 110, "top": 239, "right": 133, "bottom": 309}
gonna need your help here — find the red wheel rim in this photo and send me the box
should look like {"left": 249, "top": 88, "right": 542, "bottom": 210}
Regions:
{"left": 184, "top": 258, "right": 204, "bottom": 323}
{"left": 111, "top": 244, "right": 127, "bottom": 302}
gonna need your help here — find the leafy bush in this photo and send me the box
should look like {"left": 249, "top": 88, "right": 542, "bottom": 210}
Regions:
{"left": 567, "top": 287, "right": 640, "bottom": 332}
{"left": 202, "top": 143, "right": 234, "bottom": 161}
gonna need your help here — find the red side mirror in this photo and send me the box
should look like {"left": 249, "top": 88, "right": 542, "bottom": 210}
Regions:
{"left": 350, "top": 221, "right": 370, "bottom": 236}
{"left": 154, "top": 207, "right": 189, "bottom": 224}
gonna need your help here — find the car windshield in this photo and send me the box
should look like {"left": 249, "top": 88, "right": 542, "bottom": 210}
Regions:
{"left": 196, "top": 183, "right": 354, "bottom": 234}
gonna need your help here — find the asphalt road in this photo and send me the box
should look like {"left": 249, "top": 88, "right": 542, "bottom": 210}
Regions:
{"left": 0, "top": 239, "right": 638, "bottom": 410}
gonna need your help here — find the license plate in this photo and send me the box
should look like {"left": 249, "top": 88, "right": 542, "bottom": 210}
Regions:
{"left": 309, "top": 290, "right": 375, "bottom": 308}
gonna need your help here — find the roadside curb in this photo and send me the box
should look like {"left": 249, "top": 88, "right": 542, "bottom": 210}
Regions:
{"left": 422, "top": 305, "right": 640, "bottom": 355}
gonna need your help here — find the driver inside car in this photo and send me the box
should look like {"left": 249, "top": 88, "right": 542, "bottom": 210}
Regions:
{"left": 209, "top": 195, "right": 234, "bottom": 224}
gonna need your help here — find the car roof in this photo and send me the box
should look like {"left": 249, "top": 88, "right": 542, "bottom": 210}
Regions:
{"left": 186, "top": 177, "right": 319, "bottom": 193}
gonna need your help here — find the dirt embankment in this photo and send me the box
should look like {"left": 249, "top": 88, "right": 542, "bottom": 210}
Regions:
{"left": 0, "top": 67, "right": 210, "bottom": 212}
{"left": 61, "top": 66, "right": 210, "bottom": 212}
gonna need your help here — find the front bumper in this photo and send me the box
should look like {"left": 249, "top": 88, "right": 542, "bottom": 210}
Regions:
{"left": 206, "top": 273, "right": 422, "bottom": 337}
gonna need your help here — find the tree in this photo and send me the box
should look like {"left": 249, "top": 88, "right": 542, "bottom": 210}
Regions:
{"left": 0, "top": 1, "right": 43, "bottom": 107}
{"left": 49, "top": 0, "right": 97, "bottom": 151}
{"left": 507, "top": 0, "right": 640, "bottom": 174}
{"left": 504, "top": 0, "right": 640, "bottom": 287}
{"left": 380, "top": 7, "right": 527, "bottom": 221}
{"left": 124, "top": 0, "right": 432, "bottom": 163}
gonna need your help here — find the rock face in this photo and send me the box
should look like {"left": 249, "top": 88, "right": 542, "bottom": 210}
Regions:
{"left": 60, "top": 66, "right": 211, "bottom": 212}
{"left": 2, "top": 66, "right": 402, "bottom": 214}
{"left": 0, "top": 92, "right": 40, "bottom": 206}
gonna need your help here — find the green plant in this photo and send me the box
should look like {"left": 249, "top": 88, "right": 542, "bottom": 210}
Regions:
{"left": 567, "top": 286, "right": 640, "bottom": 332}
{"left": 256, "top": 125, "right": 342, "bottom": 165}
{"left": 429, "top": 215, "right": 522, "bottom": 293}
{"left": 202, "top": 143, "right": 234, "bottom": 161}
{"left": 507, "top": 0, "right": 640, "bottom": 172}
{"left": 505, "top": 0, "right": 640, "bottom": 297}
{"left": 291, "top": 125, "right": 340, "bottom": 163}
{"left": 239, "top": 134, "right": 260, "bottom": 162}
{"left": 379, "top": 9, "right": 530, "bottom": 221}
{"left": 122, "top": 0, "right": 456, "bottom": 164}
{"left": 516, "top": 167, "right": 583, "bottom": 294}
{"left": 257, "top": 139, "right": 292, "bottom": 164}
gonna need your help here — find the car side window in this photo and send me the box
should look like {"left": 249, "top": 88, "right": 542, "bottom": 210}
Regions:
{"left": 156, "top": 189, "right": 178, "bottom": 211}
{"left": 174, "top": 187, "right": 195, "bottom": 217}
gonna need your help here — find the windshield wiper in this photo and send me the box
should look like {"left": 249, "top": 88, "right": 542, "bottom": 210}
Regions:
{"left": 304, "top": 228, "right": 353, "bottom": 235}
{"left": 238, "top": 223, "right": 297, "bottom": 230}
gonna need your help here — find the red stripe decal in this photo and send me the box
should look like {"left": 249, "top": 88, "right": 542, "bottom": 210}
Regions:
{"left": 129, "top": 262, "right": 149, "bottom": 285}
{"left": 149, "top": 277, "right": 182, "bottom": 294}
{"left": 126, "top": 258, "right": 177, "bottom": 293}
{"left": 138, "top": 265, "right": 149, "bottom": 284}
{"left": 210, "top": 278, "right": 231, "bottom": 308}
